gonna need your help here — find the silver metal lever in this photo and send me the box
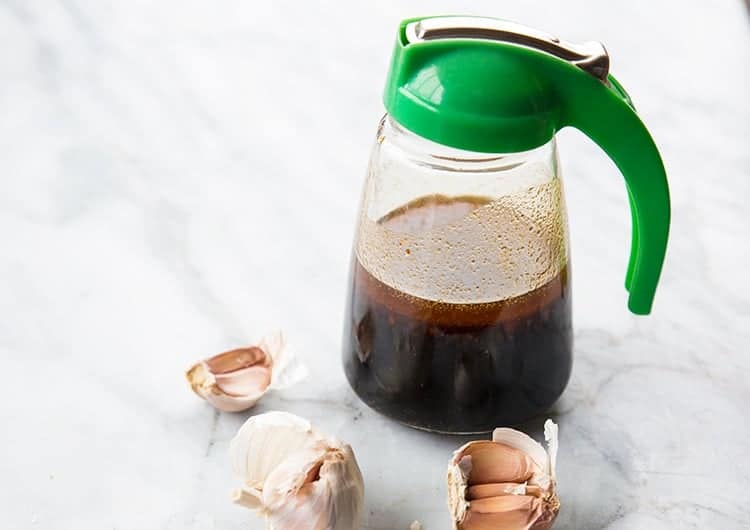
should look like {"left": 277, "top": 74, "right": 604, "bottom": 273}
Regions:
{"left": 404, "top": 17, "right": 610, "bottom": 83}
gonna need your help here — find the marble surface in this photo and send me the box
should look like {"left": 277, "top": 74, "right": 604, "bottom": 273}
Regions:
{"left": 1, "top": 1, "right": 749, "bottom": 529}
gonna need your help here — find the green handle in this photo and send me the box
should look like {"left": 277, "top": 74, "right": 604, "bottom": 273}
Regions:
{"left": 557, "top": 72, "right": 670, "bottom": 314}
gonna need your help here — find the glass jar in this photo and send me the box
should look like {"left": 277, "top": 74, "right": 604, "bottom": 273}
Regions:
{"left": 342, "top": 115, "right": 572, "bottom": 433}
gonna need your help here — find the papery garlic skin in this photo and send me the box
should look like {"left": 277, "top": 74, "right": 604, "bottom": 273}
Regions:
{"left": 448, "top": 420, "right": 559, "bottom": 530}
{"left": 230, "top": 411, "right": 364, "bottom": 530}
{"left": 185, "top": 331, "right": 307, "bottom": 412}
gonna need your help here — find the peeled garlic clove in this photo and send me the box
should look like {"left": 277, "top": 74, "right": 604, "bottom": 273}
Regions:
{"left": 448, "top": 420, "right": 560, "bottom": 530}
{"left": 230, "top": 411, "right": 364, "bottom": 530}
{"left": 185, "top": 331, "right": 307, "bottom": 412}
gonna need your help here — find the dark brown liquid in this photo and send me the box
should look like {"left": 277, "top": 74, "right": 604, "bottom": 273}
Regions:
{"left": 343, "top": 195, "right": 572, "bottom": 433}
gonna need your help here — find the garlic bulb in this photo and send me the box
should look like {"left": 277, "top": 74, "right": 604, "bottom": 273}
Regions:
{"left": 185, "top": 331, "right": 306, "bottom": 412}
{"left": 230, "top": 411, "right": 364, "bottom": 530}
{"left": 447, "top": 420, "right": 559, "bottom": 530}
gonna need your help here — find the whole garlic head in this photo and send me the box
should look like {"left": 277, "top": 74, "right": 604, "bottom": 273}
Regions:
{"left": 448, "top": 420, "right": 559, "bottom": 530}
{"left": 185, "top": 331, "right": 306, "bottom": 412}
{"left": 230, "top": 411, "right": 364, "bottom": 530}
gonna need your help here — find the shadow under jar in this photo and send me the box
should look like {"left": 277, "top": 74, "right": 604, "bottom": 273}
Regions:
{"left": 343, "top": 117, "right": 573, "bottom": 434}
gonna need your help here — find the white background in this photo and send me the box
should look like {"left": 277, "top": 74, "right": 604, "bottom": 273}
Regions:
{"left": 1, "top": 1, "right": 749, "bottom": 529}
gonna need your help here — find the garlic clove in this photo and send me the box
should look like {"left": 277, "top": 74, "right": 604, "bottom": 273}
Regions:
{"left": 264, "top": 443, "right": 364, "bottom": 530}
{"left": 230, "top": 411, "right": 316, "bottom": 487}
{"left": 455, "top": 441, "right": 539, "bottom": 485}
{"left": 205, "top": 345, "right": 269, "bottom": 374}
{"left": 230, "top": 411, "right": 364, "bottom": 530}
{"left": 318, "top": 444, "right": 365, "bottom": 530}
{"left": 185, "top": 331, "right": 306, "bottom": 412}
{"left": 462, "top": 495, "right": 542, "bottom": 530}
{"left": 214, "top": 364, "right": 272, "bottom": 396}
{"left": 492, "top": 422, "right": 552, "bottom": 480}
{"left": 186, "top": 361, "right": 265, "bottom": 412}
{"left": 448, "top": 420, "right": 560, "bottom": 530}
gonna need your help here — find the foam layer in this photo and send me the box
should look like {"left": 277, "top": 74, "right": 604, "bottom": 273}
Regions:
{"left": 356, "top": 180, "right": 568, "bottom": 303}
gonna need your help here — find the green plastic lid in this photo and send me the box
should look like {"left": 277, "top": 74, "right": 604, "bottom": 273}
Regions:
{"left": 382, "top": 16, "right": 670, "bottom": 314}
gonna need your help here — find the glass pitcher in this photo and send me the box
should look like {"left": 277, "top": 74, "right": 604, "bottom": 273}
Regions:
{"left": 342, "top": 16, "right": 670, "bottom": 433}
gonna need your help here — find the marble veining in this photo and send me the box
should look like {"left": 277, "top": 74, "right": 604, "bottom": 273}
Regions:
{"left": 1, "top": 1, "right": 748, "bottom": 529}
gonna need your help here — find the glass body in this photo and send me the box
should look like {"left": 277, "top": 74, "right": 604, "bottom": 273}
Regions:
{"left": 343, "top": 116, "right": 572, "bottom": 433}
